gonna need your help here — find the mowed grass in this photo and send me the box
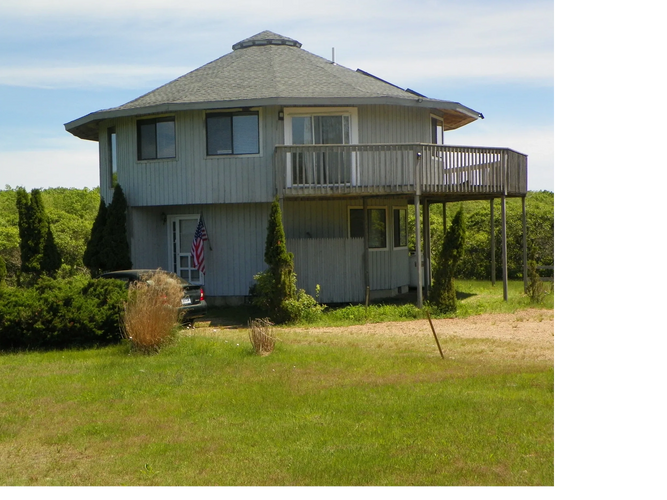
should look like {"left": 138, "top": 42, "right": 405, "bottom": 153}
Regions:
{"left": 0, "top": 317, "right": 553, "bottom": 486}
{"left": 203, "top": 279, "right": 555, "bottom": 329}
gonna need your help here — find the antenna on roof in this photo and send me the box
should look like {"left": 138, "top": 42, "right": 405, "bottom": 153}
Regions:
{"left": 332, "top": 47, "right": 336, "bottom": 65}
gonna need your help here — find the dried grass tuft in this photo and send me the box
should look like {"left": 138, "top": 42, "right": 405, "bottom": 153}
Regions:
{"left": 248, "top": 318, "right": 277, "bottom": 356}
{"left": 121, "top": 270, "right": 184, "bottom": 353}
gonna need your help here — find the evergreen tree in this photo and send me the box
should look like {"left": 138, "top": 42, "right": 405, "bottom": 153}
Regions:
{"left": 263, "top": 197, "right": 295, "bottom": 320}
{"left": 42, "top": 225, "right": 62, "bottom": 276}
{"left": 83, "top": 198, "right": 108, "bottom": 277}
{"left": 430, "top": 206, "right": 466, "bottom": 313}
{"left": 99, "top": 184, "right": 132, "bottom": 272}
{"left": 15, "top": 188, "right": 62, "bottom": 279}
{"left": 264, "top": 196, "right": 293, "bottom": 271}
{"left": 15, "top": 187, "right": 31, "bottom": 273}
{"left": 251, "top": 197, "right": 297, "bottom": 322}
{"left": 0, "top": 254, "right": 6, "bottom": 286}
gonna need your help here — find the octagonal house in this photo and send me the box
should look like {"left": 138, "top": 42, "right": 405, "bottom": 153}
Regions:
{"left": 66, "top": 31, "right": 528, "bottom": 306}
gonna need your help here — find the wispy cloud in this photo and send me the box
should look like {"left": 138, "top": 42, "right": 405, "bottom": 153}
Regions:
{"left": 0, "top": 65, "right": 193, "bottom": 90}
{"left": 0, "top": 0, "right": 553, "bottom": 89}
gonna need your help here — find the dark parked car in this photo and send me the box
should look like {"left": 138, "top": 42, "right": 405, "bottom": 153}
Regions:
{"left": 99, "top": 269, "right": 207, "bottom": 324}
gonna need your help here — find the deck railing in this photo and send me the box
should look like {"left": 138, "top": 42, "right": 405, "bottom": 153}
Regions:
{"left": 275, "top": 143, "right": 527, "bottom": 198}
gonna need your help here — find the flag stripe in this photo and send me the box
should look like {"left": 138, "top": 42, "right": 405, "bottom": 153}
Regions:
{"left": 191, "top": 217, "right": 208, "bottom": 275}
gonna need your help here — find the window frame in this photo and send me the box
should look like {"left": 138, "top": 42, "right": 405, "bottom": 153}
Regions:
{"left": 166, "top": 214, "right": 204, "bottom": 286}
{"left": 284, "top": 107, "right": 359, "bottom": 187}
{"left": 393, "top": 208, "right": 408, "bottom": 249}
{"left": 431, "top": 115, "right": 444, "bottom": 145}
{"left": 348, "top": 206, "right": 388, "bottom": 251}
{"left": 107, "top": 126, "right": 117, "bottom": 187}
{"left": 205, "top": 109, "right": 261, "bottom": 157}
{"left": 137, "top": 116, "right": 176, "bottom": 161}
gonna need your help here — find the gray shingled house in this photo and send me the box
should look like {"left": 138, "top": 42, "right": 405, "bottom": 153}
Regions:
{"left": 65, "top": 31, "right": 528, "bottom": 306}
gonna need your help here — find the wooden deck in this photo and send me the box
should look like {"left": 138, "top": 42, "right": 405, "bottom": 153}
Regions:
{"left": 275, "top": 143, "right": 527, "bottom": 199}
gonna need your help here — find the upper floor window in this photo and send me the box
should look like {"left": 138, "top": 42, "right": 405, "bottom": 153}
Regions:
{"left": 284, "top": 108, "right": 359, "bottom": 186}
{"left": 137, "top": 117, "right": 176, "bottom": 160}
{"left": 206, "top": 111, "right": 260, "bottom": 156}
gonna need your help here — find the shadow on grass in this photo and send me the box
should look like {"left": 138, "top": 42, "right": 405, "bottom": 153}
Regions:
{"left": 196, "top": 305, "right": 262, "bottom": 329}
{"left": 456, "top": 291, "right": 477, "bottom": 300}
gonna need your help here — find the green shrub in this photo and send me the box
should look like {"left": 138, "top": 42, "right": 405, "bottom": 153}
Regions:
{"left": 526, "top": 260, "right": 547, "bottom": 304}
{"left": 0, "top": 254, "right": 6, "bottom": 286}
{"left": 251, "top": 197, "right": 323, "bottom": 324}
{"left": 431, "top": 206, "right": 466, "bottom": 313}
{"left": 0, "top": 276, "right": 127, "bottom": 350}
{"left": 251, "top": 270, "right": 324, "bottom": 324}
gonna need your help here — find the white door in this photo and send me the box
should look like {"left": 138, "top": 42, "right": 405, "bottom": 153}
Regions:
{"left": 167, "top": 215, "right": 203, "bottom": 284}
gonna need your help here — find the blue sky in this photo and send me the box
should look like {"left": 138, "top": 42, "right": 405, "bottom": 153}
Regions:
{"left": 0, "top": 0, "right": 553, "bottom": 191}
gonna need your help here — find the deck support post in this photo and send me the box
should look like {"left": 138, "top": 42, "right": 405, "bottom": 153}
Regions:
{"left": 424, "top": 199, "right": 431, "bottom": 299}
{"left": 501, "top": 195, "right": 509, "bottom": 301}
{"left": 363, "top": 197, "right": 370, "bottom": 297}
{"left": 490, "top": 198, "right": 496, "bottom": 286}
{"left": 415, "top": 193, "right": 423, "bottom": 308}
{"left": 522, "top": 196, "right": 528, "bottom": 293}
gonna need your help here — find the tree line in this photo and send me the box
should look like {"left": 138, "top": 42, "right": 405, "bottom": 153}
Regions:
{"left": 0, "top": 184, "right": 132, "bottom": 286}
{"left": 1, "top": 186, "right": 554, "bottom": 287}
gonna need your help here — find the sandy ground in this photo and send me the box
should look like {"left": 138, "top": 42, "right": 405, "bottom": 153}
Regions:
{"left": 197, "top": 308, "right": 554, "bottom": 362}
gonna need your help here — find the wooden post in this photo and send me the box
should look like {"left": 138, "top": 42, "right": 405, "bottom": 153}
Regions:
{"left": 424, "top": 199, "right": 431, "bottom": 299}
{"left": 363, "top": 197, "right": 370, "bottom": 296}
{"left": 426, "top": 310, "right": 444, "bottom": 359}
{"left": 490, "top": 198, "right": 496, "bottom": 286}
{"left": 501, "top": 195, "right": 508, "bottom": 301}
{"left": 415, "top": 149, "right": 423, "bottom": 309}
{"left": 415, "top": 194, "right": 423, "bottom": 308}
{"left": 522, "top": 196, "right": 528, "bottom": 293}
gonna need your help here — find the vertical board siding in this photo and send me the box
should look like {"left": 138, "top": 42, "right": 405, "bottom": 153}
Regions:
{"left": 105, "top": 108, "right": 280, "bottom": 207}
{"left": 287, "top": 238, "right": 364, "bottom": 303}
{"left": 284, "top": 198, "right": 410, "bottom": 297}
{"left": 358, "top": 105, "right": 430, "bottom": 144}
{"left": 128, "top": 203, "right": 270, "bottom": 297}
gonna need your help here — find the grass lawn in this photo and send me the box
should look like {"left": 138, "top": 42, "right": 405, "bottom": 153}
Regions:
{"left": 0, "top": 280, "right": 553, "bottom": 486}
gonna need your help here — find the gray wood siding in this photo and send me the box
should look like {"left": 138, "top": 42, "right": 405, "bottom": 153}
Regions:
{"left": 358, "top": 105, "right": 431, "bottom": 144}
{"left": 128, "top": 203, "right": 270, "bottom": 297}
{"left": 283, "top": 198, "right": 410, "bottom": 294}
{"left": 287, "top": 238, "right": 365, "bottom": 303}
{"left": 99, "top": 107, "right": 283, "bottom": 207}
{"left": 99, "top": 104, "right": 434, "bottom": 206}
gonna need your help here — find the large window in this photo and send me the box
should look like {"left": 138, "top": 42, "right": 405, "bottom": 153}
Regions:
{"left": 206, "top": 111, "right": 259, "bottom": 156}
{"left": 349, "top": 207, "right": 387, "bottom": 249}
{"left": 138, "top": 117, "right": 176, "bottom": 160}
{"left": 393, "top": 208, "right": 407, "bottom": 248}
{"left": 284, "top": 107, "right": 358, "bottom": 186}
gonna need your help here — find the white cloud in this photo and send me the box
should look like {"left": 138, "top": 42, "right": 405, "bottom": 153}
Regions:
{"left": 0, "top": 65, "right": 192, "bottom": 90}
{"left": 0, "top": 0, "right": 553, "bottom": 88}
{"left": 445, "top": 124, "right": 554, "bottom": 192}
{"left": 0, "top": 146, "right": 99, "bottom": 190}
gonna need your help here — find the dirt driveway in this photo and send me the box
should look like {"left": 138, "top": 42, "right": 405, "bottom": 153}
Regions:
{"left": 225, "top": 308, "right": 555, "bottom": 362}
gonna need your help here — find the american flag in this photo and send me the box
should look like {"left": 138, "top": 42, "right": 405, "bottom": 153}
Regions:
{"left": 191, "top": 217, "right": 208, "bottom": 274}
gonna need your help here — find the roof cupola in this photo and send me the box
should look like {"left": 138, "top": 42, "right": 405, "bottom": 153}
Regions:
{"left": 232, "top": 30, "right": 302, "bottom": 50}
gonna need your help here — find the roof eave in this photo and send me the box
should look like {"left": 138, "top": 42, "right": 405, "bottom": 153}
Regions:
{"left": 65, "top": 96, "right": 483, "bottom": 141}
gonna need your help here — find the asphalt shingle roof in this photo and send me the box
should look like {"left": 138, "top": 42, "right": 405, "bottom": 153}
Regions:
{"left": 66, "top": 31, "right": 482, "bottom": 140}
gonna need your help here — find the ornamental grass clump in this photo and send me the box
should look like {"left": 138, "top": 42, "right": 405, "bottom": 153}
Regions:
{"left": 122, "top": 271, "right": 184, "bottom": 353}
{"left": 248, "top": 318, "right": 277, "bottom": 356}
